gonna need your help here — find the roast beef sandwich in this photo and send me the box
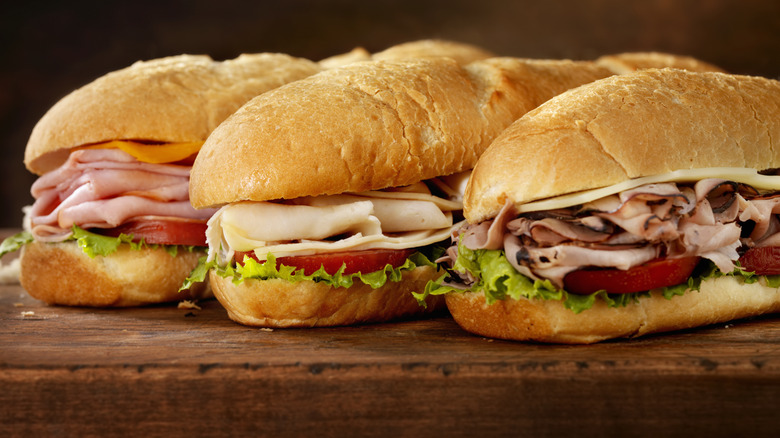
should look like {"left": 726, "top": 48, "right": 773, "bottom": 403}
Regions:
{"left": 2, "top": 53, "right": 321, "bottom": 306}
{"left": 184, "top": 56, "right": 620, "bottom": 327}
{"left": 426, "top": 68, "right": 780, "bottom": 343}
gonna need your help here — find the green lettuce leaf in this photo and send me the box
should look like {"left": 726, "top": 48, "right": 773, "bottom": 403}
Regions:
{"left": 420, "top": 239, "right": 764, "bottom": 314}
{"left": 0, "top": 226, "right": 197, "bottom": 259}
{"left": 180, "top": 250, "right": 440, "bottom": 293}
{"left": 0, "top": 231, "right": 34, "bottom": 258}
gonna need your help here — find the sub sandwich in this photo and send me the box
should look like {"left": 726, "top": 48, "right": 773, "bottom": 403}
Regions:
{"left": 2, "top": 53, "right": 321, "bottom": 306}
{"left": 185, "top": 56, "right": 620, "bottom": 327}
{"left": 426, "top": 68, "right": 780, "bottom": 343}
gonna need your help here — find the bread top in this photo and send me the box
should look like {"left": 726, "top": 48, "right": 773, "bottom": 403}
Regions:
{"left": 319, "top": 39, "right": 495, "bottom": 69}
{"left": 596, "top": 51, "right": 725, "bottom": 74}
{"left": 371, "top": 39, "right": 495, "bottom": 65}
{"left": 189, "top": 57, "right": 613, "bottom": 208}
{"left": 464, "top": 68, "right": 780, "bottom": 223}
{"left": 25, "top": 53, "right": 322, "bottom": 175}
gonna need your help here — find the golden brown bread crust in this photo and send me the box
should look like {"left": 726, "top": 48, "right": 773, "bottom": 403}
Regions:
{"left": 319, "top": 39, "right": 494, "bottom": 69}
{"left": 446, "top": 275, "right": 780, "bottom": 344}
{"left": 25, "top": 53, "right": 321, "bottom": 175}
{"left": 209, "top": 265, "right": 443, "bottom": 327}
{"left": 371, "top": 39, "right": 495, "bottom": 64}
{"left": 465, "top": 68, "right": 780, "bottom": 223}
{"left": 190, "top": 57, "right": 613, "bottom": 208}
{"left": 596, "top": 51, "right": 726, "bottom": 74}
{"left": 19, "top": 241, "right": 210, "bottom": 307}
{"left": 319, "top": 47, "right": 372, "bottom": 68}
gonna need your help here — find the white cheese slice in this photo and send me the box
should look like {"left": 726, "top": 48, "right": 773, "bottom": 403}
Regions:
{"left": 517, "top": 168, "right": 780, "bottom": 213}
{"left": 207, "top": 181, "right": 465, "bottom": 263}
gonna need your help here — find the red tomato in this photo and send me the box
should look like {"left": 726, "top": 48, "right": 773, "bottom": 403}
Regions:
{"left": 237, "top": 249, "right": 415, "bottom": 276}
{"left": 99, "top": 219, "right": 208, "bottom": 246}
{"left": 739, "top": 247, "right": 780, "bottom": 275}
{"left": 563, "top": 256, "right": 701, "bottom": 295}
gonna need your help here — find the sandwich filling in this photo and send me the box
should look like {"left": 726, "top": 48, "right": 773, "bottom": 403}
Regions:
{"left": 196, "top": 172, "right": 470, "bottom": 287}
{"left": 430, "top": 168, "right": 780, "bottom": 311}
{"left": 26, "top": 143, "right": 216, "bottom": 247}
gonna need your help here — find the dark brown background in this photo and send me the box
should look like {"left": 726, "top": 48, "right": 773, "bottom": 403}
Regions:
{"left": 2, "top": 0, "right": 779, "bottom": 227}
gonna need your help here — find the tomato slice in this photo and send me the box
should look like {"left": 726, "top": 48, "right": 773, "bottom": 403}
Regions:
{"left": 563, "top": 256, "right": 701, "bottom": 295}
{"left": 98, "top": 219, "right": 208, "bottom": 246}
{"left": 739, "top": 247, "right": 780, "bottom": 275}
{"left": 237, "top": 249, "right": 415, "bottom": 276}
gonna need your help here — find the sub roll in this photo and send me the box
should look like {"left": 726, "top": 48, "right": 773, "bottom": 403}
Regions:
{"left": 430, "top": 68, "right": 780, "bottom": 343}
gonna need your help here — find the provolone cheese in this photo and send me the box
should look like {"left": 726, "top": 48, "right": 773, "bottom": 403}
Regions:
{"left": 206, "top": 179, "right": 466, "bottom": 264}
{"left": 518, "top": 168, "right": 780, "bottom": 213}
{"left": 81, "top": 140, "right": 203, "bottom": 164}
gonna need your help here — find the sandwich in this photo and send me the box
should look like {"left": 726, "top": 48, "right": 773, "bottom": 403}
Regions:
{"left": 184, "top": 56, "right": 619, "bottom": 327}
{"left": 425, "top": 68, "right": 780, "bottom": 343}
{"left": 2, "top": 53, "right": 322, "bottom": 306}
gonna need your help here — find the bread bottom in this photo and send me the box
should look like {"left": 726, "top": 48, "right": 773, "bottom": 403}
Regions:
{"left": 20, "top": 240, "right": 210, "bottom": 307}
{"left": 445, "top": 275, "right": 780, "bottom": 344}
{"left": 209, "top": 265, "right": 445, "bottom": 327}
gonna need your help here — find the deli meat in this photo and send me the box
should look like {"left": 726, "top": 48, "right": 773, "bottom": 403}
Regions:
{"left": 28, "top": 149, "right": 215, "bottom": 242}
{"left": 452, "top": 179, "right": 780, "bottom": 288}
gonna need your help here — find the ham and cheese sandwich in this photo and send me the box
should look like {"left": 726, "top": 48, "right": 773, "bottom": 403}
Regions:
{"left": 5, "top": 53, "right": 321, "bottom": 306}
{"left": 428, "top": 68, "right": 780, "bottom": 343}
{"left": 185, "top": 56, "right": 623, "bottom": 327}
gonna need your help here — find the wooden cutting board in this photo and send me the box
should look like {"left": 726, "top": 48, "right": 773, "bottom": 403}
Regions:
{"left": 2, "top": 232, "right": 780, "bottom": 437}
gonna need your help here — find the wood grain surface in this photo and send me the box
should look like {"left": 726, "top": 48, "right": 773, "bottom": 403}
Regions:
{"left": 2, "top": 244, "right": 780, "bottom": 437}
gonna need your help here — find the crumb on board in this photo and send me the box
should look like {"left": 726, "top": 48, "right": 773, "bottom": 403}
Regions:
{"left": 260, "top": 328, "right": 274, "bottom": 332}
{"left": 178, "top": 300, "right": 202, "bottom": 310}
{"left": 13, "top": 302, "right": 24, "bottom": 307}
{"left": 20, "top": 311, "right": 35, "bottom": 318}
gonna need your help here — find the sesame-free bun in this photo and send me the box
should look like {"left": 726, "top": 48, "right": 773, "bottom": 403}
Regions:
{"left": 596, "top": 51, "right": 726, "bottom": 74}
{"left": 19, "top": 240, "right": 209, "bottom": 307}
{"left": 446, "top": 275, "right": 780, "bottom": 344}
{"left": 209, "top": 265, "right": 443, "bottom": 327}
{"left": 25, "top": 53, "right": 321, "bottom": 175}
{"left": 465, "top": 69, "right": 780, "bottom": 223}
{"left": 190, "top": 57, "right": 614, "bottom": 208}
{"left": 319, "top": 39, "right": 494, "bottom": 69}
{"left": 371, "top": 39, "right": 495, "bottom": 64}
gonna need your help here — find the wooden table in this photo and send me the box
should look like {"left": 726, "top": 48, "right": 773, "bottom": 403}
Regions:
{"left": 2, "top": 240, "right": 780, "bottom": 437}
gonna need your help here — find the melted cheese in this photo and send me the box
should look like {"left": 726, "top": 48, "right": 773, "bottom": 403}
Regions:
{"left": 207, "top": 180, "right": 465, "bottom": 263}
{"left": 518, "top": 168, "right": 780, "bottom": 213}
{"left": 81, "top": 140, "right": 203, "bottom": 164}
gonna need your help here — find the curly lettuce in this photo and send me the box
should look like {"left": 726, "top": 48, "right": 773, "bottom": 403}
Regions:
{"left": 0, "top": 226, "right": 198, "bottom": 259}
{"left": 180, "top": 250, "right": 439, "bottom": 292}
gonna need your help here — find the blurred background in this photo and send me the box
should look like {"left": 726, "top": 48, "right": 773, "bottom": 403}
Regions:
{"left": 1, "top": 0, "right": 779, "bottom": 227}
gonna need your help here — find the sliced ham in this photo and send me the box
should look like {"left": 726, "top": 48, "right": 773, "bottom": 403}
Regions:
{"left": 28, "top": 148, "right": 214, "bottom": 242}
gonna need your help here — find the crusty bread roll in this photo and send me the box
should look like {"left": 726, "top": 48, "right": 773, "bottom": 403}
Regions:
{"left": 465, "top": 68, "right": 780, "bottom": 223}
{"left": 20, "top": 240, "right": 209, "bottom": 307}
{"left": 191, "top": 57, "right": 613, "bottom": 208}
{"left": 319, "top": 39, "right": 494, "bottom": 69}
{"left": 596, "top": 51, "right": 725, "bottom": 74}
{"left": 371, "top": 39, "right": 495, "bottom": 64}
{"left": 26, "top": 53, "right": 321, "bottom": 175}
{"left": 446, "top": 68, "right": 780, "bottom": 343}
{"left": 446, "top": 275, "right": 780, "bottom": 344}
{"left": 209, "top": 265, "right": 442, "bottom": 327}
{"left": 191, "top": 56, "right": 619, "bottom": 327}
{"left": 19, "top": 53, "right": 322, "bottom": 307}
